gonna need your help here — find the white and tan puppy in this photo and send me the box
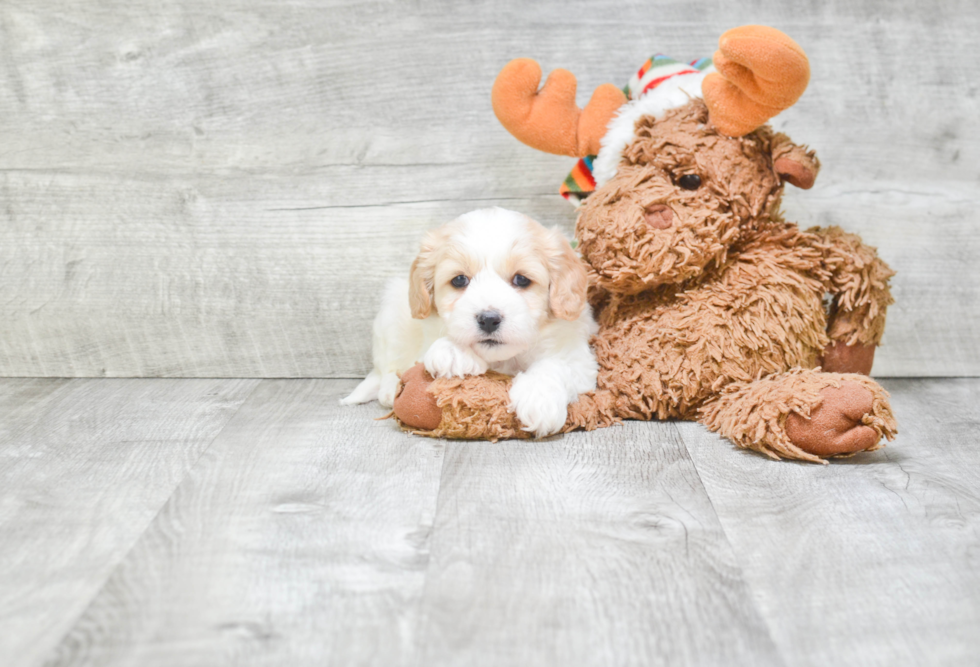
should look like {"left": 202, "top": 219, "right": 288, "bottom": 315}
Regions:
{"left": 341, "top": 207, "right": 598, "bottom": 437}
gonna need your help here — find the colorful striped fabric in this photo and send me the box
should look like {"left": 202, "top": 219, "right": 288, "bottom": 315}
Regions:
{"left": 560, "top": 55, "right": 713, "bottom": 203}
{"left": 559, "top": 155, "right": 597, "bottom": 201}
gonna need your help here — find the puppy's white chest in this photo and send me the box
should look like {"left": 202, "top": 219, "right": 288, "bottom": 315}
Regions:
{"left": 488, "top": 357, "right": 526, "bottom": 376}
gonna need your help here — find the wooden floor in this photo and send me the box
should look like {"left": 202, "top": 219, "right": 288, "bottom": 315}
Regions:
{"left": 1, "top": 378, "right": 977, "bottom": 666}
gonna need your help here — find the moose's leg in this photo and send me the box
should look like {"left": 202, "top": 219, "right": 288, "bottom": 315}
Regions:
{"left": 806, "top": 227, "right": 895, "bottom": 374}
{"left": 700, "top": 369, "right": 897, "bottom": 463}
{"left": 821, "top": 331, "right": 877, "bottom": 375}
{"left": 392, "top": 364, "right": 528, "bottom": 440}
{"left": 390, "top": 364, "right": 446, "bottom": 432}
{"left": 392, "top": 363, "right": 618, "bottom": 440}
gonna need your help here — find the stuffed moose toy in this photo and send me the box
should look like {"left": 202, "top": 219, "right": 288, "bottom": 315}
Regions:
{"left": 393, "top": 25, "right": 897, "bottom": 463}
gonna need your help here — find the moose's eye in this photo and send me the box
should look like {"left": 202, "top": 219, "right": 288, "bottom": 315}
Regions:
{"left": 512, "top": 274, "right": 531, "bottom": 288}
{"left": 451, "top": 275, "right": 469, "bottom": 288}
{"left": 677, "top": 174, "right": 702, "bottom": 190}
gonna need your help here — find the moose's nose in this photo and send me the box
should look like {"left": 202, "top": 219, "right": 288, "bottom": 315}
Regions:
{"left": 644, "top": 204, "right": 673, "bottom": 229}
{"left": 476, "top": 310, "right": 502, "bottom": 334}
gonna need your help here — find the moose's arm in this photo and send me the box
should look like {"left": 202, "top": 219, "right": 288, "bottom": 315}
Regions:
{"left": 805, "top": 226, "right": 895, "bottom": 374}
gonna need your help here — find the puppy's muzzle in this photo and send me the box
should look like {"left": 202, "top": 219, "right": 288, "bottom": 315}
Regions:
{"left": 476, "top": 310, "right": 503, "bottom": 334}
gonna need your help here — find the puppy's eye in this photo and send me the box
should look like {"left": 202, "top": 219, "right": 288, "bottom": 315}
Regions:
{"left": 451, "top": 275, "right": 469, "bottom": 288}
{"left": 677, "top": 174, "right": 702, "bottom": 190}
{"left": 512, "top": 274, "right": 531, "bottom": 288}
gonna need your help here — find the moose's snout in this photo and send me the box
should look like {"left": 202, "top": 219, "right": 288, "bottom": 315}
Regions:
{"left": 476, "top": 310, "right": 502, "bottom": 334}
{"left": 644, "top": 205, "right": 673, "bottom": 229}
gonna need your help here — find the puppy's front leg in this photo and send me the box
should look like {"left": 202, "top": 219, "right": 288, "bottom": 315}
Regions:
{"left": 509, "top": 342, "right": 598, "bottom": 438}
{"left": 423, "top": 337, "right": 488, "bottom": 378}
{"left": 509, "top": 370, "right": 569, "bottom": 438}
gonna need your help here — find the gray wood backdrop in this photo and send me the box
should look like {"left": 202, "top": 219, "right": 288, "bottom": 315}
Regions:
{"left": 1, "top": 0, "right": 977, "bottom": 378}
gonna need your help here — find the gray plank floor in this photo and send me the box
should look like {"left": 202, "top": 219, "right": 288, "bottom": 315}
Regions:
{"left": 2, "top": 378, "right": 978, "bottom": 666}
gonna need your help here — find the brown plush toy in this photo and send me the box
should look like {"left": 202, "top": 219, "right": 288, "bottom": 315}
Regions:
{"left": 393, "top": 25, "right": 897, "bottom": 463}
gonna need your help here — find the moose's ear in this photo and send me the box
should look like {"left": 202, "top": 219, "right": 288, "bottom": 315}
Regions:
{"left": 771, "top": 132, "right": 820, "bottom": 189}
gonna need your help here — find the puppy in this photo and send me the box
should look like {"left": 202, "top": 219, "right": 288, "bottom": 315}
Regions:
{"left": 341, "top": 207, "right": 598, "bottom": 437}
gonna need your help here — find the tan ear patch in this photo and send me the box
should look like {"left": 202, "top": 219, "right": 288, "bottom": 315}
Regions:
{"left": 409, "top": 226, "right": 453, "bottom": 319}
{"left": 545, "top": 228, "right": 588, "bottom": 320}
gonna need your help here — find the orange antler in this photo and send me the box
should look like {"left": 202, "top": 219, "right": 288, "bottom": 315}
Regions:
{"left": 491, "top": 58, "right": 627, "bottom": 157}
{"left": 702, "top": 26, "right": 810, "bottom": 137}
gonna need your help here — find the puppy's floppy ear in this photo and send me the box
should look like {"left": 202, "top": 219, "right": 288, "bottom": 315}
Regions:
{"left": 408, "top": 230, "right": 440, "bottom": 319}
{"left": 545, "top": 228, "right": 588, "bottom": 321}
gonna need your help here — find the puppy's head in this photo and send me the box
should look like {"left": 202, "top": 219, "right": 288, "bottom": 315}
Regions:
{"left": 409, "top": 207, "right": 587, "bottom": 362}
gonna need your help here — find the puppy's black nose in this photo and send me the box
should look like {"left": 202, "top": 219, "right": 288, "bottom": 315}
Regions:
{"left": 476, "top": 310, "right": 502, "bottom": 334}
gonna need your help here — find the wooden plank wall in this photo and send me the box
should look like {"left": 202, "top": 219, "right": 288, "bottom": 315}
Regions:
{"left": 1, "top": 1, "right": 977, "bottom": 378}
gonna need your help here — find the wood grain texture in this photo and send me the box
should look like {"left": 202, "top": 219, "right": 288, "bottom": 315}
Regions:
{"left": 2, "top": 377, "right": 977, "bottom": 665}
{"left": 415, "top": 422, "right": 783, "bottom": 667}
{"left": 678, "top": 378, "right": 980, "bottom": 667}
{"left": 41, "top": 380, "right": 445, "bottom": 667}
{"left": 0, "top": 1, "right": 978, "bottom": 377}
{"left": 0, "top": 378, "right": 258, "bottom": 667}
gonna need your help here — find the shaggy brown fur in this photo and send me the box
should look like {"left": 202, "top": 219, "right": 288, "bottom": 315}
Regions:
{"left": 701, "top": 370, "right": 896, "bottom": 464}
{"left": 393, "top": 98, "right": 897, "bottom": 462}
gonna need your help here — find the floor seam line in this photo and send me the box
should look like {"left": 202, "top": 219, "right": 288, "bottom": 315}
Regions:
{"left": 34, "top": 378, "right": 264, "bottom": 666}
{"left": 671, "top": 421, "right": 791, "bottom": 667}
{"left": 406, "top": 438, "right": 454, "bottom": 667}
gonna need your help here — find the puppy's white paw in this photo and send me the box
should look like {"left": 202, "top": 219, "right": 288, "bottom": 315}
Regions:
{"left": 509, "top": 373, "right": 568, "bottom": 438}
{"left": 423, "top": 338, "right": 488, "bottom": 379}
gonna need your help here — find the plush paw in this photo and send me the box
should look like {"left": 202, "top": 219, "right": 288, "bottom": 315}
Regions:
{"left": 785, "top": 381, "right": 880, "bottom": 457}
{"left": 423, "top": 338, "right": 488, "bottom": 378}
{"left": 821, "top": 341, "right": 876, "bottom": 375}
{"left": 509, "top": 373, "right": 568, "bottom": 438}
{"left": 392, "top": 364, "right": 444, "bottom": 431}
